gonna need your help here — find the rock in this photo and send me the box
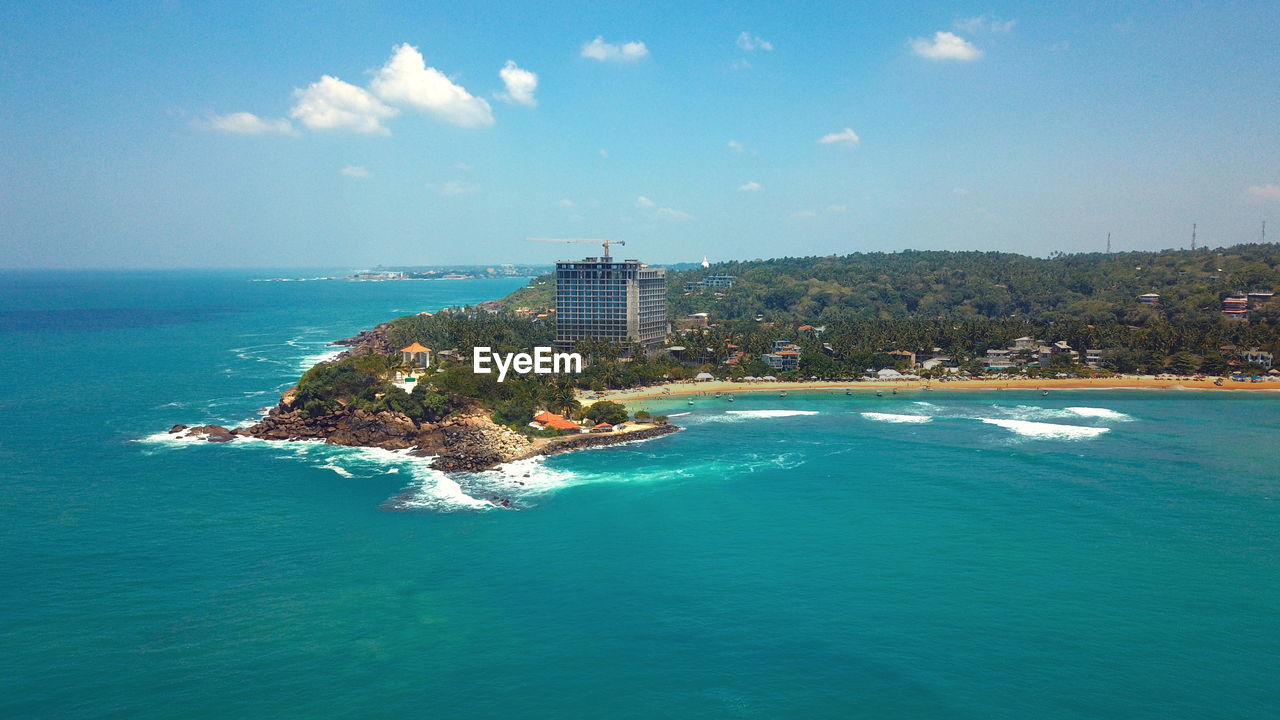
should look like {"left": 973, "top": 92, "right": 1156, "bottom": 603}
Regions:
{"left": 168, "top": 424, "right": 188, "bottom": 434}
{"left": 182, "top": 424, "right": 236, "bottom": 442}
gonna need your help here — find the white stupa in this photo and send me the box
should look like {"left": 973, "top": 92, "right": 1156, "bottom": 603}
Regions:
{"left": 701, "top": 256, "right": 710, "bottom": 268}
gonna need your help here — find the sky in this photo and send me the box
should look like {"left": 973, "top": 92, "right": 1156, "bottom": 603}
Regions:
{"left": 2, "top": 0, "right": 1279, "bottom": 269}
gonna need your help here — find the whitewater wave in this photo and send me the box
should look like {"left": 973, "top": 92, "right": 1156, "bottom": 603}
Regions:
{"left": 1064, "top": 406, "right": 1132, "bottom": 421}
{"left": 991, "top": 404, "right": 1132, "bottom": 423}
{"left": 980, "top": 418, "right": 1110, "bottom": 440}
{"left": 861, "top": 412, "right": 932, "bottom": 424}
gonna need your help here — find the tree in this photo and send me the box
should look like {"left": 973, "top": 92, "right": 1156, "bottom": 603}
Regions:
{"left": 584, "top": 400, "right": 628, "bottom": 425}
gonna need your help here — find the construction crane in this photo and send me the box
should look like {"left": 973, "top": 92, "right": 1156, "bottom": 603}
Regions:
{"left": 527, "top": 237, "right": 626, "bottom": 259}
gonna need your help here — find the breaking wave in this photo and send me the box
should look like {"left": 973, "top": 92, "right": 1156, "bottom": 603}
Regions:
{"left": 991, "top": 404, "right": 1133, "bottom": 423}
{"left": 980, "top": 418, "right": 1111, "bottom": 440}
{"left": 861, "top": 412, "right": 932, "bottom": 424}
{"left": 1064, "top": 406, "right": 1132, "bottom": 421}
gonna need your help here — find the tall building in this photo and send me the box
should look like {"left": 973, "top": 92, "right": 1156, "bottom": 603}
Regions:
{"left": 555, "top": 257, "right": 667, "bottom": 350}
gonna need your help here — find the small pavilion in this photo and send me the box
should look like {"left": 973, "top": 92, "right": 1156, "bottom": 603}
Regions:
{"left": 400, "top": 342, "right": 432, "bottom": 367}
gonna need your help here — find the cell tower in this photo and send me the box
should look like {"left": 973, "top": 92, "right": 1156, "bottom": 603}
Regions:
{"left": 1191, "top": 223, "right": 1196, "bottom": 251}
{"left": 1106, "top": 232, "right": 1111, "bottom": 254}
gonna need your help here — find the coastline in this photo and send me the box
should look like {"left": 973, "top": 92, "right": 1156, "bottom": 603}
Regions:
{"left": 587, "top": 375, "right": 1280, "bottom": 405}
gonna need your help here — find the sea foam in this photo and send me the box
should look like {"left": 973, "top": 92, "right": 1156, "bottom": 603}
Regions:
{"left": 980, "top": 418, "right": 1110, "bottom": 440}
{"left": 1064, "top": 406, "right": 1133, "bottom": 421}
{"left": 861, "top": 412, "right": 932, "bottom": 424}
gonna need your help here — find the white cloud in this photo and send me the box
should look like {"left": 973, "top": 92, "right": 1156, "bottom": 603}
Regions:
{"left": 495, "top": 60, "right": 538, "bottom": 107}
{"left": 728, "top": 139, "right": 745, "bottom": 153}
{"left": 953, "top": 187, "right": 971, "bottom": 196}
{"left": 817, "top": 127, "right": 860, "bottom": 146}
{"left": 369, "top": 44, "right": 493, "bottom": 127}
{"left": 739, "top": 181, "right": 762, "bottom": 192}
{"left": 557, "top": 199, "right": 575, "bottom": 208}
{"left": 453, "top": 162, "right": 472, "bottom": 171}
{"left": 438, "top": 180, "right": 477, "bottom": 195}
{"left": 201, "top": 112, "right": 294, "bottom": 134}
{"left": 792, "top": 210, "right": 817, "bottom": 219}
{"left": 581, "top": 36, "right": 649, "bottom": 62}
{"left": 657, "top": 207, "right": 693, "bottom": 220}
{"left": 910, "top": 31, "right": 983, "bottom": 61}
{"left": 341, "top": 165, "right": 371, "bottom": 178}
{"left": 291, "top": 75, "right": 398, "bottom": 134}
{"left": 826, "top": 204, "right": 847, "bottom": 213}
{"left": 737, "top": 32, "right": 773, "bottom": 51}
{"left": 598, "top": 148, "right": 609, "bottom": 158}
{"left": 955, "top": 15, "right": 1016, "bottom": 33}
{"left": 635, "top": 195, "right": 655, "bottom": 208}
{"left": 729, "top": 58, "right": 752, "bottom": 71}
{"left": 1247, "top": 184, "right": 1280, "bottom": 201}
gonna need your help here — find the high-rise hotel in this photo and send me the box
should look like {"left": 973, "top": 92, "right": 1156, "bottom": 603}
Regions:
{"left": 555, "top": 256, "right": 667, "bottom": 351}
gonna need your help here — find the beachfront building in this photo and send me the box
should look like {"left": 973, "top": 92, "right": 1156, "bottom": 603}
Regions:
{"left": 555, "top": 256, "right": 667, "bottom": 351}
{"left": 400, "top": 342, "right": 432, "bottom": 367}
{"left": 762, "top": 339, "right": 801, "bottom": 371}
{"left": 1085, "top": 349, "right": 1103, "bottom": 368}
{"left": 530, "top": 411, "right": 583, "bottom": 433}
{"left": 984, "top": 348, "right": 1016, "bottom": 371}
{"left": 1241, "top": 348, "right": 1274, "bottom": 368}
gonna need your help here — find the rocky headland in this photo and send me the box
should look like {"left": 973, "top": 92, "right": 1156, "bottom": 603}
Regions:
{"left": 168, "top": 385, "right": 680, "bottom": 473}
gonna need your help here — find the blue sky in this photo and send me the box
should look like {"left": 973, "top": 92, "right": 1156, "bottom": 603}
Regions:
{"left": 2, "top": 1, "right": 1278, "bottom": 268}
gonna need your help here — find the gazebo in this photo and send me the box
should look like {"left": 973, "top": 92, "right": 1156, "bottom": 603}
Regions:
{"left": 694, "top": 372, "right": 715, "bottom": 381}
{"left": 400, "top": 342, "right": 432, "bottom": 367}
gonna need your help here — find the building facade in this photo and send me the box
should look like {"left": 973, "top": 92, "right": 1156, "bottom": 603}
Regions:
{"left": 555, "top": 257, "right": 667, "bottom": 350}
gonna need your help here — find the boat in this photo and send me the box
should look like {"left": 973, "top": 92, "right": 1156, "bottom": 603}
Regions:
{"left": 876, "top": 390, "right": 882, "bottom": 397}
{"left": 1042, "top": 389, "right": 1049, "bottom": 397}
{"left": 727, "top": 395, "right": 734, "bottom": 402}
{"left": 891, "top": 388, "right": 898, "bottom": 395}
{"left": 714, "top": 392, "right": 722, "bottom": 398}
{"left": 779, "top": 391, "right": 788, "bottom": 397}
{"left": 688, "top": 400, "right": 694, "bottom": 405}
{"left": 845, "top": 389, "right": 852, "bottom": 395}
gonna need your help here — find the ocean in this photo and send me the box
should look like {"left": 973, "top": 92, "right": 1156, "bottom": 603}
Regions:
{"left": 1, "top": 270, "right": 1277, "bottom": 719}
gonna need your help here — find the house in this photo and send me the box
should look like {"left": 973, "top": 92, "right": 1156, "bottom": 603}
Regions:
{"left": 1138, "top": 293, "right": 1161, "bottom": 306}
{"left": 400, "top": 342, "right": 432, "bottom": 367}
{"left": 762, "top": 339, "right": 801, "bottom": 370}
{"left": 529, "top": 411, "right": 583, "bottom": 432}
{"left": 694, "top": 372, "right": 715, "bottom": 381}
{"left": 1222, "top": 295, "right": 1249, "bottom": 319}
{"left": 887, "top": 350, "right": 917, "bottom": 368}
{"left": 1085, "top": 349, "right": 1103, "bottom": 368}
{"left": 591, "top": 422, "right": 615, "bottom": 433}
{"left": 1247, "top": 291, "right": 1274, "bottom": 308}
{"left": 686, "top": 312, "right": 710, "bottom": 328}
{"left": 1241, "top": 348, "right": 1274, "bottom": 368}
{"left": 984, "top": 348, "right": 1015, "bottom": 370}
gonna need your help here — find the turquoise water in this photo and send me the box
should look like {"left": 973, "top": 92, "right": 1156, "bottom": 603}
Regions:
{"left": 2, "top": 271, "right": 1278, "bottom": 718}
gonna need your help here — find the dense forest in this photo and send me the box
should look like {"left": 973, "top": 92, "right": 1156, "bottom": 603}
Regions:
{"left": 507, "top": 244, "right": 1280, "bottom": 325}
{"left": 495, "top": 244, "right": 1280, "bottom": 377}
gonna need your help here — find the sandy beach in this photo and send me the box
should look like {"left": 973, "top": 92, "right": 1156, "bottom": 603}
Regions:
{"left": 582, "top": 375, "right": 1280, "bottom": 405}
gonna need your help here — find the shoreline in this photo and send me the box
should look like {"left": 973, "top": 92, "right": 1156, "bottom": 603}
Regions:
{"left": 587, "top": 376, "right": 1280, "bottom": 405}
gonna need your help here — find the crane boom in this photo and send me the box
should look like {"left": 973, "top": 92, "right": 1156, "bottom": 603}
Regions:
{"left": 527, "top": 237, "right": 626, "bottom": 259}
